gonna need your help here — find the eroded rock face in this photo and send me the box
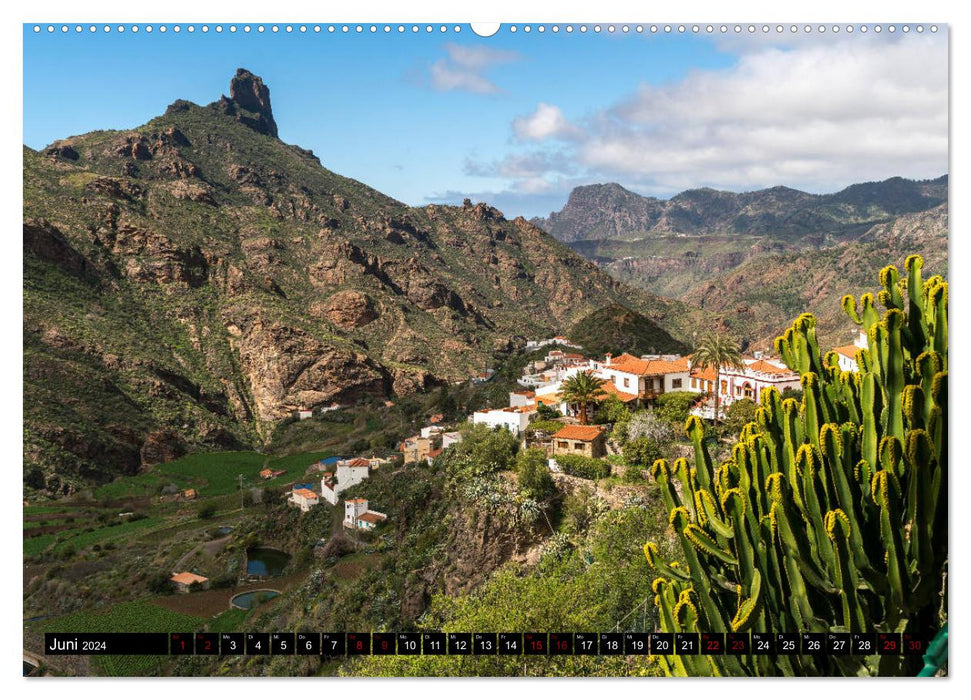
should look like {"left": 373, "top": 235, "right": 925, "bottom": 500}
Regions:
{"left": 98, "top": 226, "right": 210, "bottom": 287}
{"left": 321, "top": 290, "right": 378, "bottom": 329}
{"left": 228, "top": 318, "right": 386, "bottom": 421}
{"left": 140, "top": 429, "right": 188, "bottom": 467}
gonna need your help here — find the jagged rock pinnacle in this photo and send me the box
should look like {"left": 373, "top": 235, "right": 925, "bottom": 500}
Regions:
{"left": 210, "top": 68, "right": 278, "bottom": 138}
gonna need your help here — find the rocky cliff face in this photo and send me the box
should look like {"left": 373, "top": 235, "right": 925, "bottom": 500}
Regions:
{"left": 684, "top": 204, "right": 949, "bottom": 347}
{"left": 23, "top": 69, "right": 693, "bottom": 494}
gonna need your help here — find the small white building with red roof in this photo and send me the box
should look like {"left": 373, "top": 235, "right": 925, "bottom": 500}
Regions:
{"left": 289, "top": 487, "right": 320, "bottom": 512}
{"left": 343, "top": 498, "right": 388, "bottom": 531}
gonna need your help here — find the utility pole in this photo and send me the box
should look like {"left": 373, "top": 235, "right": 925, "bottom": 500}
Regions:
{"left": 238, "top": 474, "right": 244, "bottom": 512}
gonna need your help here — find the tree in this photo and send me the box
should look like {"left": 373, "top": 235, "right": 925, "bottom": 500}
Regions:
{"left": 690, "top": 331, "right": 743, "bottom": 422}
{"left": 197, "top": 502, "right": 217, "bottom": 520}
{"left": 597, "top": 394, "right": 631, "bottom": 425}
{"left": 515, "top": 448, "right": 556, "bottom": 502}
{"left": 559, "top": 372, "right": 607, "bottom": 425}
{"left": 654, "top": 391, "right": 698, "bottom": 426}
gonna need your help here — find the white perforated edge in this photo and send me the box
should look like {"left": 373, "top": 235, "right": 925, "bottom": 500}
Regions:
{"left": 30, "top": 23, "right": 940, "bottom": 35}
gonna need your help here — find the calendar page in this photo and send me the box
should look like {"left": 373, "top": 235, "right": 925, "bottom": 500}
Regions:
{"left": 22, "top": 20, "right": 948, "bottom": 679}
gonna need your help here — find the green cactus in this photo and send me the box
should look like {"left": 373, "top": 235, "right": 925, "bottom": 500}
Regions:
{"left": 645, "top": 257, "right": 947, "bottom": 676}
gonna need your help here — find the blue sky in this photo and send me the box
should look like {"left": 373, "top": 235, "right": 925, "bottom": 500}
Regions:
{"left": 23, "top": 24, "right": 948, "bottom": 218}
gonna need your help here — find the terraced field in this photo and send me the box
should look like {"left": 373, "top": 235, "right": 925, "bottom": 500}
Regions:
{"left": 93, "top": 450, "right": 332, "bottom": 500}
{"left": 32, "top": 601, "right": 205, "bottom": 676}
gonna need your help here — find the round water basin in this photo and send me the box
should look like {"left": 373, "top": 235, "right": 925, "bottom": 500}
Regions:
{"left": 230, "top": 589, "right": 280, "bottom": 610}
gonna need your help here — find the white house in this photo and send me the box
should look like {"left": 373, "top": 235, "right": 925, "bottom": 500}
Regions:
{"left": 289, "top": 487, "right": 320, "bottom": 513}
{"left": 509, "top": 390, "right": 535, "bottom": 408}
{"left": 297, "top": 409, "right": 313, "bottom": 420}
{"left": 831, "top": 331, "right": 868, "bottom": 373}
{"left": 441, "top": 431, "right": 462, "bottom": 449}
{"left": 343, "top": 498, "right": 388, "bottom": 530}
{"left": 589, "top": 353, "right": 692, "bottom": 400}
{"left": 690, "top": 356, "right": 801, "bottom": 411}
{"left": 525, "top": 336, "right": 582, "bottom": 351}
{"left": 319, "top": 458, "right": 371, "bottom": 506}
{"left": 420, "top": 424, "right": 444, "bottom": 439}
{"left": 534, "top": 383, "right": 570, "bottom": 416}
{"left": 471, "top": 405, "right": 535, "bottom": 436}
{"left": 472, "top": 369, "right": 495, "bottom": 384}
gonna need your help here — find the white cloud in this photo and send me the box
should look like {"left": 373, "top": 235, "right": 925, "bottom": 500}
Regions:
{"left": 428, "top": 43, "right": 519, "bottom": 94}
{"left": 512, "top": 103, "right": 582, "bottom": 141}
{"left": 464, "top": 34, "right": 948, "bottom": 204}
{"left": 581, "top": 34, "right": 948, "bottom": 191}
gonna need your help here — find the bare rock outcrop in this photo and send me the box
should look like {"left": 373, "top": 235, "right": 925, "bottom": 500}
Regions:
{"left": 321, "top": 290, "right": 378, "bottom": 329}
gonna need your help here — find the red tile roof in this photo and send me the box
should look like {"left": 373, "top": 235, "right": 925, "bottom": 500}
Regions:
{"left": 553, "top": 424, "right": 605, "bottom": 441}
{"left": 832, "top": 344, "right": 861, "bottom": 359}
{"left": 171, "top": 572, "right": 208, "bottom": 585}
{"left": 292, "top": 488, "right": 318, "bottom": 499}
{"left": 747, "top": 359, "right": 796, "bottom": 376}
{"left": 690, "top": 366, "right": 718, "bottom": 382}
{"left": 427, "top": 448, "right": 443, "bottom": 459}
{"left": 358, "top": 512, "right": 386, "bottom": 524}
{"left": 345, "top": 458, "right": 370, "bottom": 468}
{"left": 600, "top": 381, "right": 639, "bottom": 403}
{"left": 607, "top": 354, "right": 690, "bottom": 376}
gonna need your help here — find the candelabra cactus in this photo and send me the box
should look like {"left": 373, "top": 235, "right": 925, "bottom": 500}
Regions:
{"left": 644, "top": 256, "right": 947, "bottom": 676}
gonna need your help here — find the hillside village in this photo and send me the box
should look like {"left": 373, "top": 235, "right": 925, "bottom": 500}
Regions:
{"left": 271, "top": 328, "right": 869, "bottom": 519}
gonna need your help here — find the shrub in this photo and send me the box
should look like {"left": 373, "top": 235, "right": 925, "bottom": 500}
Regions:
{"left": 443, "top": 423, "right": 520, "bottom": 489}
{"left": 626, "top": 410, "right": 676, "bottom": 444}
{"left": 559, "top": 491, "right": 603, "bottom": 534}
{"left": 623, "top": 436, "right": 663, "bottom": 468}
{"left": 534, "top": 403, "right": 560, "bottom": 421}
{"left": 623, "top": 464, "right": 647, "bottom": 483}
{"left": 525, "top": 419, "right": 563, "bottom": 436}
{"left": 555, "top": 454, "right": 611, "bottom": 480}
{"left": 721, "top": 398, "right": 757, "bottom": 437}
{"left": 147, "top": 572, "right": 173, "bottom": 594}
{"left": 197, "top": 503, "right": 217, "bottom": 520}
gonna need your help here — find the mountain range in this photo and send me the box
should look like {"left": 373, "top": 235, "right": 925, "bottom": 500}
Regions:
{"left": 531, "top": 179, "right": 948, "bottom": 346}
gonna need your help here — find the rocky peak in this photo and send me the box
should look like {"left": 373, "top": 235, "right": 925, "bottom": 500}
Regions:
{"left": 210, "top": 68, "right": 278, "bottom": 138}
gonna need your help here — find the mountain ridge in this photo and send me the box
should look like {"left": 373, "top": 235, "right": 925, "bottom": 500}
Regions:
{"left": 531, "top": 176, "right": 948, "bottom": 243}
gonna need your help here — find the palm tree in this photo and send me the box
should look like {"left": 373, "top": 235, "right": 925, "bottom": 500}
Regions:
{"left": 691, "top": 331, "right": 743, "bottom": 422}
{"left": 560, "top": 371, "right": 607, "bottom": 425}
